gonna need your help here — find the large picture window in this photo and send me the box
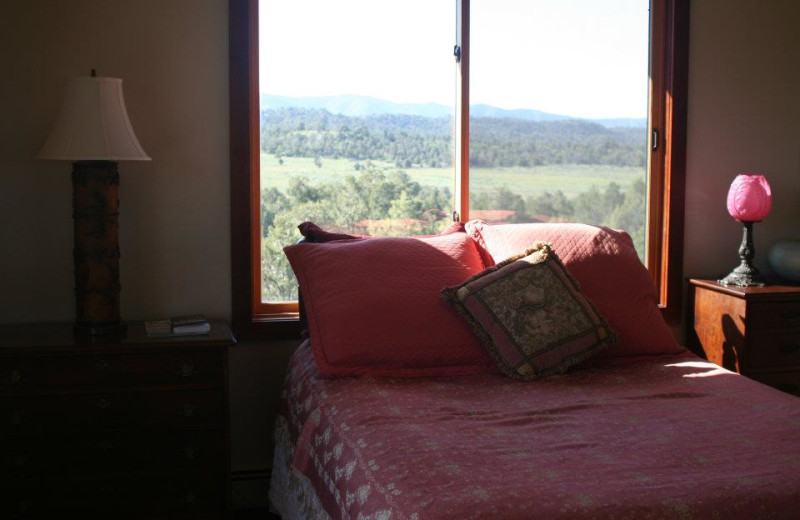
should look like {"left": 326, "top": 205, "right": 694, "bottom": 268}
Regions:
{"left": 230, "top": 0, "right": 688, "bottom": 338}
{"left": 258, "top": 0, "right": 455, "bottom": 304}
{"left": 468, "top": 1, "right": 650, "bottom": 253}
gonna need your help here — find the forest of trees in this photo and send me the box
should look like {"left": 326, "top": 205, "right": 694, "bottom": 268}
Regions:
{"left": 260, "top": 108, "right": 647, "bottom": 302}
{"left": 261, "top": 166, "right": 645, "bottom": 302}
{"left": 261, "top": 108, "right": 646, "bottom": 169}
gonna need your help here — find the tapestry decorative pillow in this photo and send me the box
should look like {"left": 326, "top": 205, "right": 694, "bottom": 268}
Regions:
{"left": 442, "top": 241, "right": 617, "bottom": 380}
{"left": 465, "top": 220, "right": 683, "bottom": 358}
{"left": 283, "top": 232, "right": 495, "bottom": 378}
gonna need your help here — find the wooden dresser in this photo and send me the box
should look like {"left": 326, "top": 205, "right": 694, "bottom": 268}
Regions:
{"left": 0, "top": 320, "right": 235, "bottom": 519}
{"left": 688, "top": 279, "right": 800, "bottom": 396}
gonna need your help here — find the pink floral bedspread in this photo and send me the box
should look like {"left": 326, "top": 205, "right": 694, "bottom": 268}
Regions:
{"left": 280, "top": 341, "right": 800, "bottom": 520}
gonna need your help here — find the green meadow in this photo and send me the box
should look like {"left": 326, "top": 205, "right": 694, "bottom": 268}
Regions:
{"left": 260, "top": 153, "right": 644, "bottom": 199}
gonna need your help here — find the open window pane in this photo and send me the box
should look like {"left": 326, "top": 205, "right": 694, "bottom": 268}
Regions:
{"left": 469, "top": 0, "right": 650, "bottom": 260}
{"left": 258, "top": 0, "right": 456, "bottom": 303}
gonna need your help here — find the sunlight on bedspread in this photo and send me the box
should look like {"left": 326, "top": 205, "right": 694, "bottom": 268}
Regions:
{"left": 666, "top": 360, "right": 736, "bottom": 378}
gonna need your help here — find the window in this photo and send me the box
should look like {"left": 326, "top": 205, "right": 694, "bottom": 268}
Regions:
{"left": 257, "top": 0, "right": 455, "bottom": 305}
{"left": 467, "top": 1, "right": 651, "bottom": 258}
{"left": 230, "top": 0, "right": 688, "bottom": 339}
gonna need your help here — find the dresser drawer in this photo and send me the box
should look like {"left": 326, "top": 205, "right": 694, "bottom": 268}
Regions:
{"left": 5, "top": 472, "right": 226, "bottom": 519}
{"left": 747, "top": 332, "right": 800, "bottom": 368}
{"left": 1, "top": 389, "right": 224, "bottom": 436}
{"left": 748, "top": 370, "right": 800, "bottom": 397}
{"left": 748, "top": 301, "right": 800, "bottom": 332}
{"left": 2, "top": 430, "right": 224, "bottom": 479}
{"left": 1, "top": 350, "right": 223, "bottom": 393}
{"left": 0, "top": 322, "right": 231, "bottom": 519}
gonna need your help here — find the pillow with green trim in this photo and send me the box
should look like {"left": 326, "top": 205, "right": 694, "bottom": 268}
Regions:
{"left": 442, "top": 241, "right": 617, "bottom": 380}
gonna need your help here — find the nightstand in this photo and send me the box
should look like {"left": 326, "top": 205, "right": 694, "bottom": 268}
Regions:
{"left": 688, "top": 279, "right": 800, "bottom": 396}
{"left": 0, "top": 320, "right": 235, "bottom": 519}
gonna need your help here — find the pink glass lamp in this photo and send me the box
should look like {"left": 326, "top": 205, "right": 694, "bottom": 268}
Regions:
{"left": 719, "top": 174, "right": 772, "bottom": 286}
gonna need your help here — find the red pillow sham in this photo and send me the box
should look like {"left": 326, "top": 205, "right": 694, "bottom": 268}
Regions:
{"left": 295, "top": 221, "right": 470, "bottom": 341}
{"left": 465, "top": 220, "right": 683, "bottom": 358}
{"left": 283, "top": 232, "right": 495, "bottom": 377}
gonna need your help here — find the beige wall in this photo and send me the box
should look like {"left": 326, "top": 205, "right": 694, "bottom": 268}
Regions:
{"left": 685, "top": 0, "right": 800, "bottom": 282}
{"left": 0, "top": 0, "right": 231, "bottom": 323}
{"left": 1, "top": 0, "right": 799, "bottom": 491}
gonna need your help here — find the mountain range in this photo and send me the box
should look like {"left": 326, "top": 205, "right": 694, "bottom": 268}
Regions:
{"left": 260, "top": 94, "right": 646, "bottom": 128}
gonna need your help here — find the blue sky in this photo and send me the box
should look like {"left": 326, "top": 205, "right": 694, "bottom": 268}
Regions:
{"left": 259, "top": 0, "right": 649, "bottom": 119}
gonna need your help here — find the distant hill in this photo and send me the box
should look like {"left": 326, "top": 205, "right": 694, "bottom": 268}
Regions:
{"left": 470, "top": 103, "right": 568, "bottom": 122}
{"left": 260, "top": 94, "right": 646, "bottom": 128}
{"left": 261, "top": 94, "right": 451, "bottom": 119}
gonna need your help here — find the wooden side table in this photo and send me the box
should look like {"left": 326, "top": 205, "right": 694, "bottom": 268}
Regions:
{"left": 0, "top": 320, "right": 235, "bottom": 519}
{"left": 688, "top": 279, "right": 800, "bottom": 396}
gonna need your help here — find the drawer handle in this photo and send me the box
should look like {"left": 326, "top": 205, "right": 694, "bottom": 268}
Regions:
{"left": 780, "top": 311, "right": 800, "bottom": 322}
{"left": 9, "top": 411, "right": 23, "bottom": 426}
{"left": 184, "top": 446, "right": 199, "bottom": 460}
{"left": 4, "top": 369, "right": 22, "bottom": 386}
{"left": 780, "top": 343, "right": 800, "bottom": 355}
{"left": 180, "top": 361, "right": 196, "bottom": 378}
{"left": 180, "top": 403, "right": 199, "bottom": 418}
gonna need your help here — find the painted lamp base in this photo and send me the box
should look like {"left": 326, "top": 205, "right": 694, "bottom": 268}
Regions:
{"left": 719, "top": 221, "right": 766, "bottom": 287}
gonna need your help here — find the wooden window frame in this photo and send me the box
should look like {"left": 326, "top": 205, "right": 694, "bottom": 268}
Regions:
{"left": 647, "top": 0, "right": 689, "bottom": 323}
{"left": 230, "top": 0, "right": 301, "bottom": 340}
{"left": 229, "top": 0, "right": 689, "bottom": 339}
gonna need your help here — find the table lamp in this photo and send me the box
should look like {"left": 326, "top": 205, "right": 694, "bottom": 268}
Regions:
{"left": 37, "top": 71, "right": 151, "bottom": 335}
{"left": 719, "top": 174, "right": 771, "bottom": 287}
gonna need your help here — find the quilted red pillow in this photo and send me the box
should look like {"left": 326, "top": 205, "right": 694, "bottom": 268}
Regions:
{"left": 283, "top": 232, "right": 495, "bottom": 377}
{"left": 465, "top": 220, "right": 682, "bottom": 357}
{"left": 295, "top": 221, "right": 471, "bottom": 342}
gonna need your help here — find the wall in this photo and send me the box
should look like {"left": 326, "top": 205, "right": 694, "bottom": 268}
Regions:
{"left": 0, "top": 0, "right": 284, "bottom": 504}
{"left": 0, "top": 0, "right": 231, "bottom": 323}
{"left": 0, "top": 0, "right": 274, "bottom": 504}
{"left": 684, "top": 0, "right": 800, "bottom": 283}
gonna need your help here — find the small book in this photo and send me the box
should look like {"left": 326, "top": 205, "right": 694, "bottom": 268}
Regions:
{"left": 145, "top": 314, "right": 211, "bottom": 337}
{"left": 171, "top": 314, "right": 211, "bottom": 336}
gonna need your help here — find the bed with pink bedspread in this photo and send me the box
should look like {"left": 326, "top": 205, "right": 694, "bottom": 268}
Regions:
{"left": 269, "top": 220, "right": 800, "bottom": 520}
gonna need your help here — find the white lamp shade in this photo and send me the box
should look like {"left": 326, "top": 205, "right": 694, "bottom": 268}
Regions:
{"left": 37, "top": 76, "right": 151, "bottom": 161}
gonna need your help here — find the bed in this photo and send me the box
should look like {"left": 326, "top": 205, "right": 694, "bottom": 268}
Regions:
{"left": 270, "top": 220, "right": 800, "bottom": 520}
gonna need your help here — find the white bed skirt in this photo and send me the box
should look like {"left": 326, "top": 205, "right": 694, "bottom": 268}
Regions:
{"left": 269, "top": 415, "right": 332, "bottom": 520}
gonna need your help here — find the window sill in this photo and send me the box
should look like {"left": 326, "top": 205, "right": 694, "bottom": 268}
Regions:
{"left": 232, "top": 313, "right": 301, "bottom": 342}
